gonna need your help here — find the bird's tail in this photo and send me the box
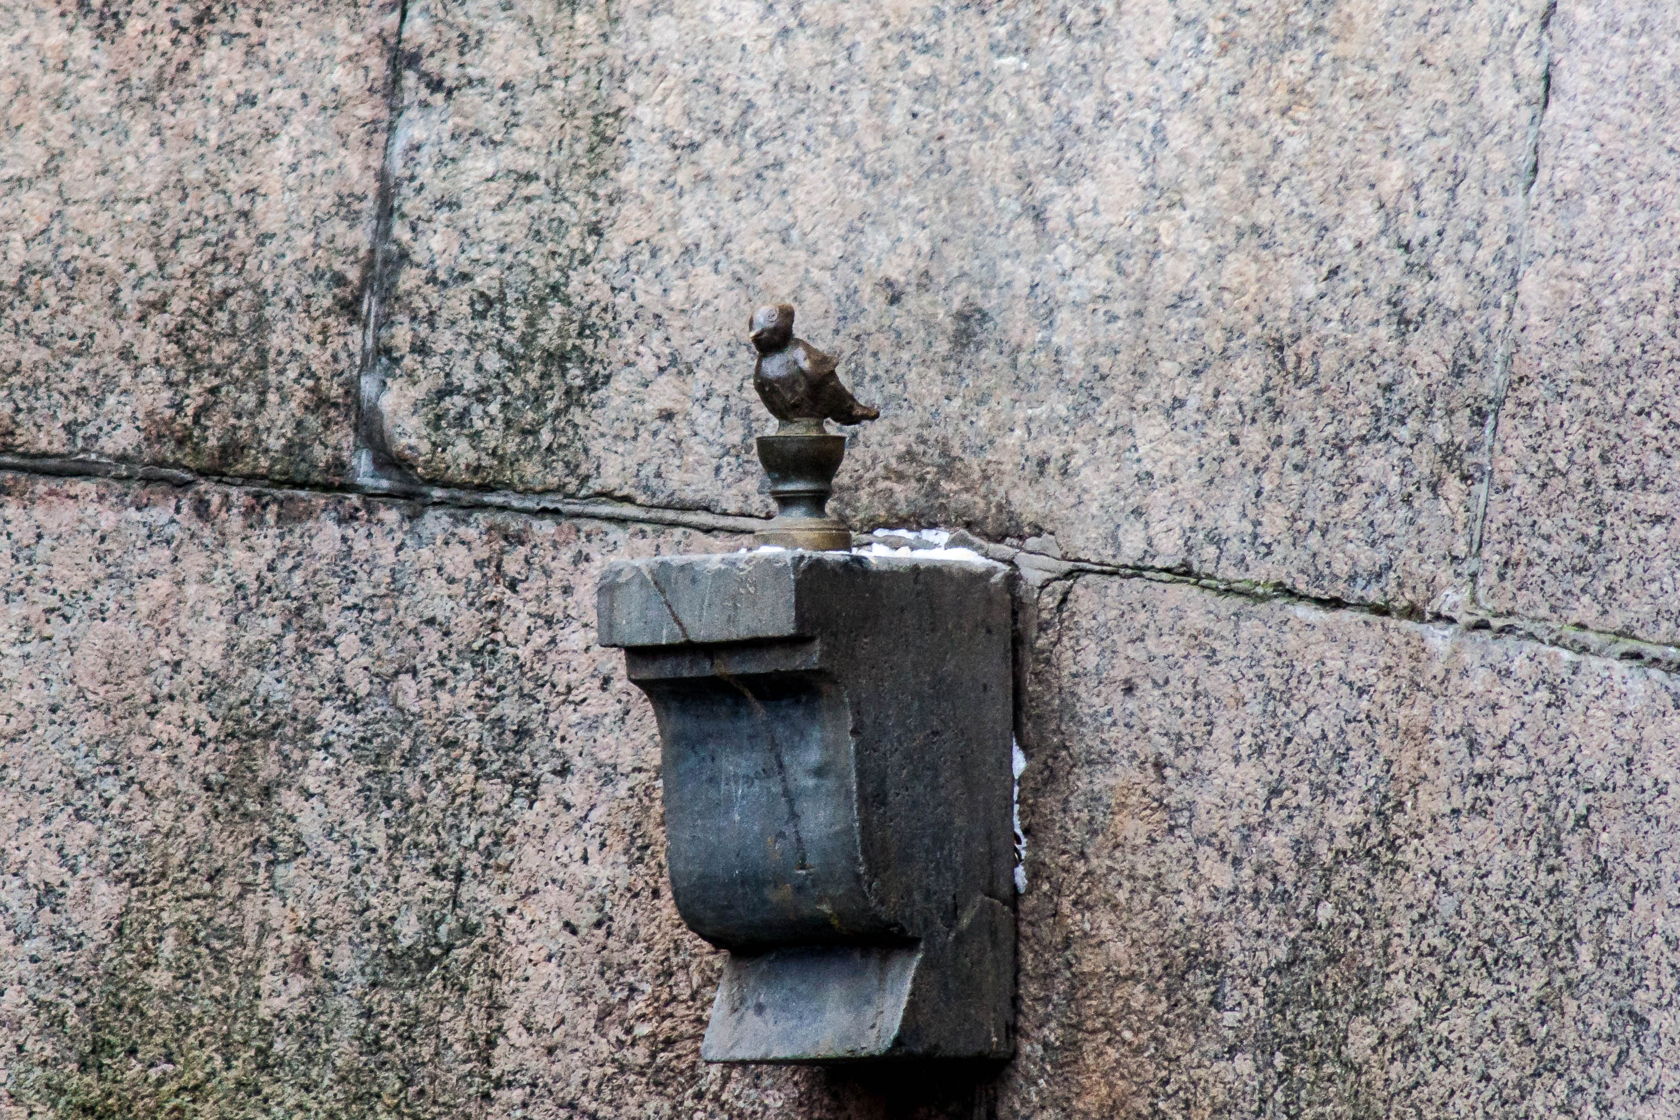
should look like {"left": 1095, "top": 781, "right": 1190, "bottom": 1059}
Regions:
{"left": 839, "top": 402, "right": 880, "bottom": 424}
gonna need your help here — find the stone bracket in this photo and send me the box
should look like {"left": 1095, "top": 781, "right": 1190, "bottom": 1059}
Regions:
{"left": 597, "top": 549, "right": 1016, "bottom": 1062}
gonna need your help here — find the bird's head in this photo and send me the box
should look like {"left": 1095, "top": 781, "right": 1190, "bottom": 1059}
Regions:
{"left": 748, "top": 303, "right": 795, "bottom": 353}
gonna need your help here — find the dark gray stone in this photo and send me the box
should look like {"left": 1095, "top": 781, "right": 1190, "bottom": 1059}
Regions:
{"left": 598, "top": 549, "right": 1015, "bottom": 1062}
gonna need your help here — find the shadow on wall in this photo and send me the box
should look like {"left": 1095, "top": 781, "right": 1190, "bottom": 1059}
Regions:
{"left": 816, "top": 1061, "right": 1005, "bottom": 1120}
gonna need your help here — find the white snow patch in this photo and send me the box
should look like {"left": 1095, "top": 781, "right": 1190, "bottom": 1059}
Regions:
{"left": 852, "top": 542, "right": 993, "bottom": 565}
{"left": 872, "top": 527, "right": 952, "bottom": 547}
{"left": 1012, "top": 738, "right": 1028, "bottom": 893}
{"left": 739, "top": 531, "right": 992, "bottom": 562}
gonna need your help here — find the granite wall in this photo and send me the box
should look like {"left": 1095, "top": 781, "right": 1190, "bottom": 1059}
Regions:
{"left": 3, "top": 1, "right": 1676, "bottom": 1117}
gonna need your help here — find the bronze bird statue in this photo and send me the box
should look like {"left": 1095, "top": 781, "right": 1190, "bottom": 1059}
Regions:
{"left": 749, "top": 304, "right": 879, "bottom": 428}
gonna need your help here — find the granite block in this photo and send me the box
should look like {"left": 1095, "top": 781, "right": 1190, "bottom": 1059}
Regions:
{"left": 0, "top": 2, "right": 396, "bottom": 481}
{"left": 0, "top": 477, "right": 621, "bottom": 1111}
{"left": 1005, "top": 574, "right": 1680, "bottom": 1118}
{"left": 1477, "top": 1, "right": 1680, "bottom": 644}
{"left": 375, "top": 0, "right": 1551, "bottom": 610}
{"left": 0, "top": 473, "right": 1009, "bottom": 1118}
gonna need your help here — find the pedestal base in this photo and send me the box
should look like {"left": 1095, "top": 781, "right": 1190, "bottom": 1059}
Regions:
{"left": 756, "top": 432, "right": 852, "bottom": 553}
{"left": 755, "top": 522, "right": 854, "bottom": 551}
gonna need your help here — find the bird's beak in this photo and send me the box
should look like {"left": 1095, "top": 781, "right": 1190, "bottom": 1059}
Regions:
{"left": 749, "top": 329, "right": 768, "bottom": 342}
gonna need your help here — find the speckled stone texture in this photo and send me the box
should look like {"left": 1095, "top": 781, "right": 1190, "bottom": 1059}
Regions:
{"left": 0, "top": 474, "right": 1018, "bottom": 1119}
{"left": 375, "top": 0, "right": 1550, "bottom": 610}
{"left": 1009, "top": 575, "right": 1680, "bottom": 1118}
{"left": 0, "top": 3, "right": 396, "bottom": 481}
{"left": 1477, "top": 1, "right": 1680, "bottom": 644}
{"left": 12, "top": 474, "right": 1678, "bottom": 1118}
{"left": 7, "top": 0, "right": 1676, "bottom": 1114}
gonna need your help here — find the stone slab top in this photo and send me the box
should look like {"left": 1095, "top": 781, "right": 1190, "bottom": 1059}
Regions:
{"left": 596, "top": 546, "right": 1007, "bottom": 650}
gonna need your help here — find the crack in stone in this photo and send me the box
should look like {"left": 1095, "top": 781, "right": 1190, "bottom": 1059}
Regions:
{"left": 352, "top": 0, "right": 423, "bottom": 493}
{"left": 1037, "top": 562, "right": 1680, "bottom": 679}
{"left": 0, "top": 452, "right": 763, "bottom": 534}
{"left": 641, "top": 564, "right": 813, "bottom": 874}
{"left": 1464, "top": 0, "right": 1558, "bottom": 607}
{"left": 712, "top": 670, "right": 814, "bottom": 875}
{"left": 3, "top": 452, "right": 1677, "bottom": 678}
{"left": 639, "top": 565, "right": 699, "bottom": 647}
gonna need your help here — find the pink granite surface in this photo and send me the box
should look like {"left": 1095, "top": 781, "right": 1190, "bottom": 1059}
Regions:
{"left": 0, "top": 2, "right": 397, "bottom": 481}
{"left": 1009, "top": 573, "right": 1680, "bottom": 1117}
{"left": 1478, "top": 1, "right": 1680, "bottom": 645}
{"left": 4, "top": 0, "right": 1676, "bottom": 1115}
{"left": 6, "top": 472, "right": 1678, "bottom": 1117}
{"left": 372, "top": 0, "right": 1552, "bottom": 612}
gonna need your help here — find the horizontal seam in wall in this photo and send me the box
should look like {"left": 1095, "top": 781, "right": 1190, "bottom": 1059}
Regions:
{"left": 1036, "top": 566, "right": 1680, "bottom": 679}
{"left": 0, "top": 452, "right": 764, "bottom": 535}
{"left": 4, "top": 451, "right": 1678, "bottom": 678}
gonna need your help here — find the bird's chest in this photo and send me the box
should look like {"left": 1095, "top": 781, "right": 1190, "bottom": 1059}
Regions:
{"left": 756, "top": 354, "right": 808, "bottom": 397}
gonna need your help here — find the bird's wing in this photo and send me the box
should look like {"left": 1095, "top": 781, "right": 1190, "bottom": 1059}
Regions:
{"left": 796, "top": 341, "right": 841, "bottom": 385}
